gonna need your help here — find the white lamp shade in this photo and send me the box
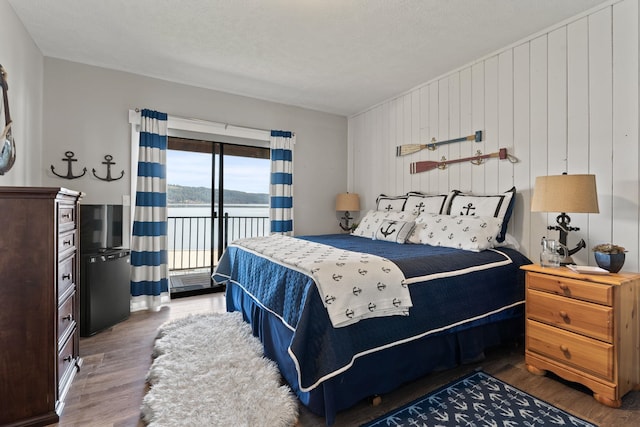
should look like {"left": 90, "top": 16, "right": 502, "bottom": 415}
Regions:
{"left": 531, "top": 174, "right": 599, "bottom": 213}
{"left": 335, "top": 193, "right": 360, "bottom": 211}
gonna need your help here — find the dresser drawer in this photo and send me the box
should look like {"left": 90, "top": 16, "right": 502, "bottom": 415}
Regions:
{"left": 58, "top": 255, "right": 76, "bottom": 298}
{"left": 58, "top": 293, "right": 76, "bottom": 343}
{"left": 527, "top": 319, "right": 613, "bottom": 380}
{"left": 527, "top": 272, "right": 612, "bottom": 305}
{"left": 527, "top": 289, "right": 613, "bottom": 342}
{"left": 58, "top": 332, "right": 77, "bottom": 387}
{"left": 58, "top": 204, "right": 76, "bottom": 232}
{"left": 58, "top": 230, "right": 76, "bottom": 257}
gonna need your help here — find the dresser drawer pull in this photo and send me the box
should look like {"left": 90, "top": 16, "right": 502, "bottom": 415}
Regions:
{"left": 559, "top": 344, "right": 570, "bottom": 353}
{"left": 63, "top": 239, "right": 72, "bottom": 246}
{"left": 63, "top": 314, "right": 72, "bottom": 321}
{"left": 63, "top": 355, "right": 73, "bottom": 363}
{"left": 61, "top": 213, "right": 71, "bottom": 219}
{"left": 559, "top": 310, "right": 569, "bottom": 319}
{"left": 559, "top": 283, "right": 569, "bottom": 291}
{"left": 62, "top": 273, "right": 71, "bottom": 280}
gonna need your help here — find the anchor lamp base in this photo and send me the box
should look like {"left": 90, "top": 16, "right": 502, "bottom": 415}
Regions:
{"left": 339, "top": 211, "right": 354, "bottom": 232}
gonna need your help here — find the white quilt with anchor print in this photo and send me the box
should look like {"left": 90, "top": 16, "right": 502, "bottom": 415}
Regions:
{"left": 230, "top": 235, "right": 412, "bottom": 327}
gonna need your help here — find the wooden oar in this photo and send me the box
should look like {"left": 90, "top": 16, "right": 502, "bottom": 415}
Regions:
{"left": 396, "top": 130, "right": 482, "bottom": 156}
{"left": 410, "top": 148, "right": 515, "bottom": 174}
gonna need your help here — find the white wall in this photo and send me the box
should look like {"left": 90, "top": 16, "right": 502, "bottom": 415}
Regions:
{"left": 41, "top": 58, "right": 348, "bottom": 235}
{"left": 0, "top": 0, "right": 44, "bottom": 186}
{"left": 348, "top": 0, "right": 639, "bottom": 271}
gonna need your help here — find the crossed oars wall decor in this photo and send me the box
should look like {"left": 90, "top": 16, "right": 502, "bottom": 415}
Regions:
{"left": 409, "top": 148, "right": 518, "bottom": 174}
{"left": 396, "top": 130, "right": 482, "bottom": 156}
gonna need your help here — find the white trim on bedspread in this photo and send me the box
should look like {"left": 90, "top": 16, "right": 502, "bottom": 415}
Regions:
{"left": 229, "top": 235, "right": 412, "bottom": 327}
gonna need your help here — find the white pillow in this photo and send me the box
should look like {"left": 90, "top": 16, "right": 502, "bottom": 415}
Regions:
{"left": 404, "top": 193, "right": 448, "bottom": 215}
{"left": 374, "top": 219, "right": 415, "bottom": 244}
{"left": 352, "top": 210, "right": 417, "bottom": 239}
{"left": 407, "top": 214, "right": 503, "bottom": 252}
{"left": 375, "top": 195, "right": 407, "bottom": 212}
{"left": 445, "top": 187, "right": 516, "bottom": 243}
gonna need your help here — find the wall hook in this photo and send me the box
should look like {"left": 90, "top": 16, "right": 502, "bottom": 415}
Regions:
{"left": 92, "top": 154, "right": 124, "bottom": 182}
{"left": 51, "top": 151, "right": 87, "bottom": 179}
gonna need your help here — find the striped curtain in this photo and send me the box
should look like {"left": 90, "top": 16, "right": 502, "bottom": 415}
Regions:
{"left": 270, "top": 130, "right": 295, "bottom": 235}
{"left": 130, "top": 109, "right": 170, "bottom": 311}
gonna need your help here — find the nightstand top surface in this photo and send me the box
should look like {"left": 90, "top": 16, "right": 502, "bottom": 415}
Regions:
{"left": 521, "top": 264, "right": 640, "bottom": 286}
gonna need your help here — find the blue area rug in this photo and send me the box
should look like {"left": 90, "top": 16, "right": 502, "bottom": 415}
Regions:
{"left": 361, "top": 370, "right": 597, "bottom": 427}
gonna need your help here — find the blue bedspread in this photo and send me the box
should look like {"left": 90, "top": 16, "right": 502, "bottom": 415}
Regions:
{"left": 213, "top": 234, "right": 531, "bottom": 392}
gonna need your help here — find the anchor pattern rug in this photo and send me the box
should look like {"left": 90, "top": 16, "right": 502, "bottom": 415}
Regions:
{"left": 361, "top": 370, "right": 597, "bottom": 427}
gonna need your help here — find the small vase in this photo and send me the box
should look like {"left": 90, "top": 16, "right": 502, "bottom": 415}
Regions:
{"left": 594, "top": 252, "right": 625, "bottom": 273}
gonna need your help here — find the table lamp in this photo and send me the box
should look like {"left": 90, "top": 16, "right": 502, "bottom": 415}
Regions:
{"left": 531, "top": 173, "right": 599, "bottom": 264}
{"left": 335, "top": 192, "right": 360, "bottom": 231}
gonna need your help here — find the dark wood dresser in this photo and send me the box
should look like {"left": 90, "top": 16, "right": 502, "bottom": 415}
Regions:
{"left": 0, "top": 187, "right": 82, "bottom": 426}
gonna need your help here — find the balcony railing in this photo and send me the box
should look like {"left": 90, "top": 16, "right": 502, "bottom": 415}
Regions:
{"left": 168, "top": 213, "right": 269, "bottom": 272}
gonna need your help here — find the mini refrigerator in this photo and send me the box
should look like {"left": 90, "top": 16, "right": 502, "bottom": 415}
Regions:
{"left": 80, "top": 249, "right": 131, "bottom": 336}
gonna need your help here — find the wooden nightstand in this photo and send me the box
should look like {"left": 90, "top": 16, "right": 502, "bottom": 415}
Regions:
{"left": 521, "top": 264, "right": 640, "bottom": 408}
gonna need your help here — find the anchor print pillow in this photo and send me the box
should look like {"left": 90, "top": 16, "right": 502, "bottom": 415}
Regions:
{"left": 445, "top": 186, "right": 515, "bottom": 243}
{"left": 375, "top": 194, "right": 408, "bottom": 212}
{"left": 374, "top": 219, "right": 416, "bottom": 244}
{"left": 407, "top": 213, "right": 503, "bottom": 252}
{"left": 352, "top": 210, "right": 417, "bottom": 239}
{"left": 403, "top": 192, "right": 449, "bottom": 215}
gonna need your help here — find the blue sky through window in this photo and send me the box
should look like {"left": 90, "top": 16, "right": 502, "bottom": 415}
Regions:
{"left": 167, "top": 150, "right": 269, "bottom": 194}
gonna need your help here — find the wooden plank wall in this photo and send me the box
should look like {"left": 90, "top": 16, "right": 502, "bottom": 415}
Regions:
{"left": 347, "top": 0, "right": 639, "bottom": 270}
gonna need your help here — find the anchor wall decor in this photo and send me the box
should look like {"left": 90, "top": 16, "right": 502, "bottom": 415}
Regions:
{"left": 409, "top": 148, "right": 518, "bottom": 174}
{"left": 396, "top": 130, "right": 482, "bottom": 157}
{"left": 92, "top": 155, "right": 124, "bottom": 182}
{"left": 51, "top": 151, "right": 87, "bottom": 179}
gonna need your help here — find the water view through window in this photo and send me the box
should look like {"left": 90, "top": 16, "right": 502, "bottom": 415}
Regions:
{"left": 166, "top": 143, "right": 270, "bottom": 294}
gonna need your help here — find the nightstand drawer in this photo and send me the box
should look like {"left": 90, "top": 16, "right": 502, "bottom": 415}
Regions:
{"left": 527, "top": 289, "right": 613, "bottom": 342}
{"left": 527, "top": 319, "right": 613, "bottom": 380}
{"left": 527, "top": 272, "right": 612, "bottom": 305}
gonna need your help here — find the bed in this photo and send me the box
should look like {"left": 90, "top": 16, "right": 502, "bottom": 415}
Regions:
{"left": 213, "top": 190, "right": 531, "bottom": 424}
{"left": 214, "top": 236, "right": 530, "bottom": 421}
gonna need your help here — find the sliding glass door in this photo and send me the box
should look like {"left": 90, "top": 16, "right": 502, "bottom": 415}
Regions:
{"left": 166, "top": 138, "right": 269, "bottom": 295}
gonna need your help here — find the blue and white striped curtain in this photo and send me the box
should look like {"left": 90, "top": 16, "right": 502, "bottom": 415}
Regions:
{"left": 270, "top": 130, "right": 295, "bottom": 235}
{"left": 130, "top": 109, "right": 170, "bottom": 311}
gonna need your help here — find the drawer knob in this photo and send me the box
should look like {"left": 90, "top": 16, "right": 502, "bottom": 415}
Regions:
{"left": 63, "top": 239, "right": 72, "bottom": 246}
{"left": 63, "top": 355, "right": 73, "bottom": 363}
{"left": 62, "top": 213, "right": 71, "bottom": 219}
{"left": 63, "top": 314, "right": 72, "bottom": 321}
{"left": 559, "top": 310, "right": 569, "bottom": 319}
{"left": 559, "top": 283, "right": 569, "bottom": 291}
{"left": 560, "top": 344, "right": 570, "bottom": 353}
{"left": 62, "top": 273, "right": 71, "bottom": 280}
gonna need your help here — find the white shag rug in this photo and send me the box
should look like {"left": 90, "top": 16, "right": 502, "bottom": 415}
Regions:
{"left": 141, "top": 311, "right": 299, "bottom": 427}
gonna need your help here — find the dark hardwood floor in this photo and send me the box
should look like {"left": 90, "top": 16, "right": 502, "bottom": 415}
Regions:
{"left": 51, "top": 293, "right": 639, "bottom": 426}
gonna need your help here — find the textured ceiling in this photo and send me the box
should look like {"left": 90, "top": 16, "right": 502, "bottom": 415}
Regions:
{"left": 9, "top": 0, "right": 609, "bottom": 116}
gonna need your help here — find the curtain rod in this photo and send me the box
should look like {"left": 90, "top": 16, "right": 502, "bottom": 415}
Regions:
{"left": 129, "top": 109, "right": 272, "bottom": 142}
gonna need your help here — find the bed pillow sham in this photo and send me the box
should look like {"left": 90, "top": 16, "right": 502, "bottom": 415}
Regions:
{"left": 407, "top": 213, "right": 503, "bottom": 252}
{"left": 403, "top": 192, "right": 449, "bottom": 216}
{"left": 444, "top": 186, "right": 515, "bottom": 243}
{"left": 375, "top": 194, "right": 407, "bottom": 212}
{"left": 352, "top": 210, "right": 417, "bottom": 239}
{"left": 373, "top": 219, "right": 416, "bottom": 244}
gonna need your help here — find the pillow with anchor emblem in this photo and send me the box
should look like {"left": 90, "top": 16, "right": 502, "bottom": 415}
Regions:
{"left": 407, "top": 213, "right": 503, "bottom": 251}
{"left": 373, "top": 219, "right": 416, "bottom": 244}
{"left": 352, "top": 210, "right": 417, "bottom": 239}
{"left": 444, "top": 186, "right": 516, "bottom": 243}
